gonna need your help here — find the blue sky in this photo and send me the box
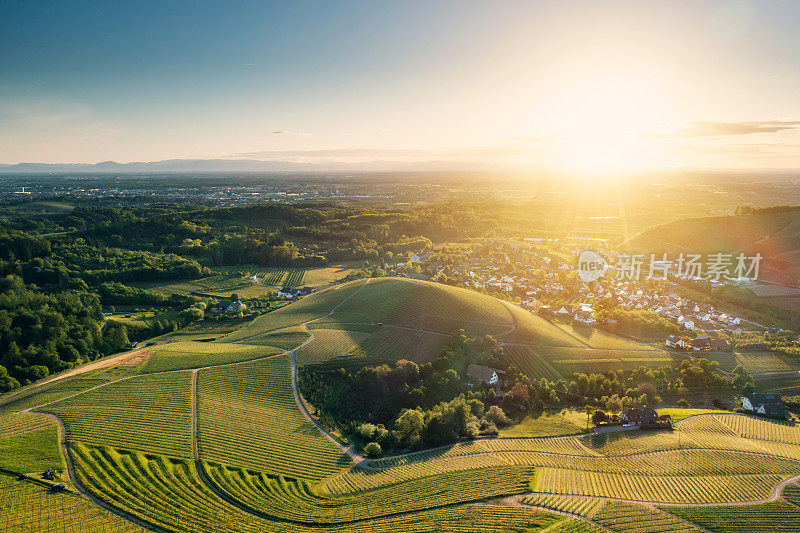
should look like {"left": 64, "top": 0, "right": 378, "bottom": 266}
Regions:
{"left": 2, "top": 0, "right": 800, "bottom": 170}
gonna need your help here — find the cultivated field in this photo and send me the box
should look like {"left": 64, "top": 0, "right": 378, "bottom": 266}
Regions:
{"left": 141, "top": 341, "right": 280, "bottom": 373}
{"left": 0, "top": 473, "right": 145, "bottom": 533}
{"left": 45, "top": 372, "right": 193, "bottom": 459}
{"left": 197, "top": 354, "right": 350, "bottom": 480}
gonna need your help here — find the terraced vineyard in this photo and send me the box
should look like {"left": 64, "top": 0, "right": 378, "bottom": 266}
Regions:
{"left": 232, "top": 325, "right": 311, "bottom": 349}
{"left": 501, "top": 344, "right": 563, "bottom": 380}
{"left": 262, "top": 268, "right": 289, "bottom": 285}
{"left": 70, "top": 444, "right": 559, "bottom": 532}
{"left": 0, "top": 411, "right": 54, "bottom": 439}
{"left": 197, "top": 354, "right": 350, "bottom": 480}
{"left": 294, "top": 328, "right": 370, "bottom": 363}
{"left": 45, "top": 372, "right": 193, "bottom": 459}
{"left": 141, "top": 341, "right": 281, "bottom": 373}
{"left": 0, "top": 365, "right": 140, "bottom": 416}
{"left": 0, "top": 473, "right": 145, "bottom": 533}
{"left": 314, "top": 278, "right": 515, "bottom": 336}
{"left": 593, "top": 501, "right": 702, "bottom": 532}
{"left": 285, "top": 268, "right": 307, "bottom": 286}
{"left": 533, "top": 467, "right": 786, "bottom": 503}
{"left": 351, "top": 326, "right": 450, "bottom": 364}
{"left": 666, "top": 485, "right": 800, "bottom": 532}
{"left": 542, "top": 346, "right": 674, "bottom": 375}
{"left": 205, "top": 462, "right": 534, "bottom": 523}
{"left": 259, "top": 268, "right": 306, "bottom": 286}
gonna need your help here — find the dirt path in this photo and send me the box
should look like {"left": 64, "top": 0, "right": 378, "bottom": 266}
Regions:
{"left": 1, "top": 347, "right": 151, "bottom": 404}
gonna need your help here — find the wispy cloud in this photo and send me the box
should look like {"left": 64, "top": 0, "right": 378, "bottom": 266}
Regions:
{"left": 669, "top": 120, "right": 800, "bottom": 137}
{"left": 272, "top": 130, "right": 309, "bottom": 136}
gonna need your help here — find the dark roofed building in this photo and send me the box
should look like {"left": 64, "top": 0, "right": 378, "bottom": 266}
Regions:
{"left": 620, "top": 407, "right": 659, "bottom": 425}
{"left": 741, "top": 394, "right": 788, "bottom": 420}
{"left": 466, "top": 364, "right": 499, "bottom": 385}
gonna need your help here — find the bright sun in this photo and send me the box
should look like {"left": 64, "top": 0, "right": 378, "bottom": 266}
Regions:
{"left": 534, "top": 67, "right": 671, "bottom": 174}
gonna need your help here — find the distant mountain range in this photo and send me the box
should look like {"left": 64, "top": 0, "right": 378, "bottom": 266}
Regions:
{"left": 0, "top": 159, "right": 495, "bottom": 174}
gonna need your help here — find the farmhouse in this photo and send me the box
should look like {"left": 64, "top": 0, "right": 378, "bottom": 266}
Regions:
{"left": 665, "top": 335, "right": 685, "bottom": 349}
{"left": 278, "top": 286, "right": 314, "bottom": 298}
{"left": 620, "top": 407, "right": 659, "bottom": 425}
{"left": 216, "top": 300, "right": 243, "bottom": 313}
{"left": 466, "top": 364, "right": 501, "bottom": 385}
{"left": 740, "top": 393, "right": 788, "bottom": 420}
{"left": 688, "top": 337, "right": 711, "bottom": 351}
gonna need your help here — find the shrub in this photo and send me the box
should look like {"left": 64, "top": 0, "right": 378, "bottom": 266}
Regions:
{"left": 484, "top": 405, "right": 510, "bottom": 427}
{"left": 363, "top": 442, "right": 382, "bottom": 458}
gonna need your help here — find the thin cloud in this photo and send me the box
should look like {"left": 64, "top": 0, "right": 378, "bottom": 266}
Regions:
{"left": 670, "top": 121, "right": 800, "bottom": 137}
{"left": 272, "top": 130, "right": 309, "bottom": 136}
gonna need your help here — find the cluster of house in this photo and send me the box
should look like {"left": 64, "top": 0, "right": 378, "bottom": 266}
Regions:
{"left": 209, "top": 299, "right": 244, "bottom": 314}
{"left": 276, "top": 286, "right": 315, "bottom": 298}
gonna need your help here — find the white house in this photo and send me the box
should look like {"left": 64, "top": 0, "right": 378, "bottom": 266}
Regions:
{"left": 678, "top": 316, "right": 696, "bottom": 330}
{"left": 466, "top": 364, "right": 500, "bottom": 385}
{"left": 740, "top": 394, "right": 787, "bottom": 419}
{"left": 665, "top": 335, "right": 685, "bottom": 349}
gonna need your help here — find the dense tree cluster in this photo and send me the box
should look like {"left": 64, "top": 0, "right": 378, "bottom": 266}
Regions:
{"left": 298, "top": 332, "right": 514, "bottom": 453}
{"left": 0, "top": 275, "right": 105, "bottom": 389}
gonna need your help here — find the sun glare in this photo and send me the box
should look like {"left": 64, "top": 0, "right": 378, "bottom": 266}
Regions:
{"left": 536, "top": 68, "right": 670, "bottom": 174}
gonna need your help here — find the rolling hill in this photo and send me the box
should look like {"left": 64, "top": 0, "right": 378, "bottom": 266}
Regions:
{"left": 623, "top": 206, "right": 800, "bottom": 286}
{"left": 2, "top": 276, "right": 800, "bottom": 531}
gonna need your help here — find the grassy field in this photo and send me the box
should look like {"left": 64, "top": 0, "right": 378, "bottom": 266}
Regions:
{"left": 45, "top": 372, "right": 193, "bottom": 459}
{"left": 140, "top": 340, "right": 281, "bottom": 373}
{"left": 499, "top": 409, "right": 587, "bottom": 438}
{"left": 197, "top": 354, "right": 350, "bottom": 480}
{"left": 0, "top": 473, "right": 145, "bottom": 533}
{"left": 0, "top": 426, "right": 63, "bottom": 474}
{"left": 133, "top": 274, "right": 272, "bottom": 298}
